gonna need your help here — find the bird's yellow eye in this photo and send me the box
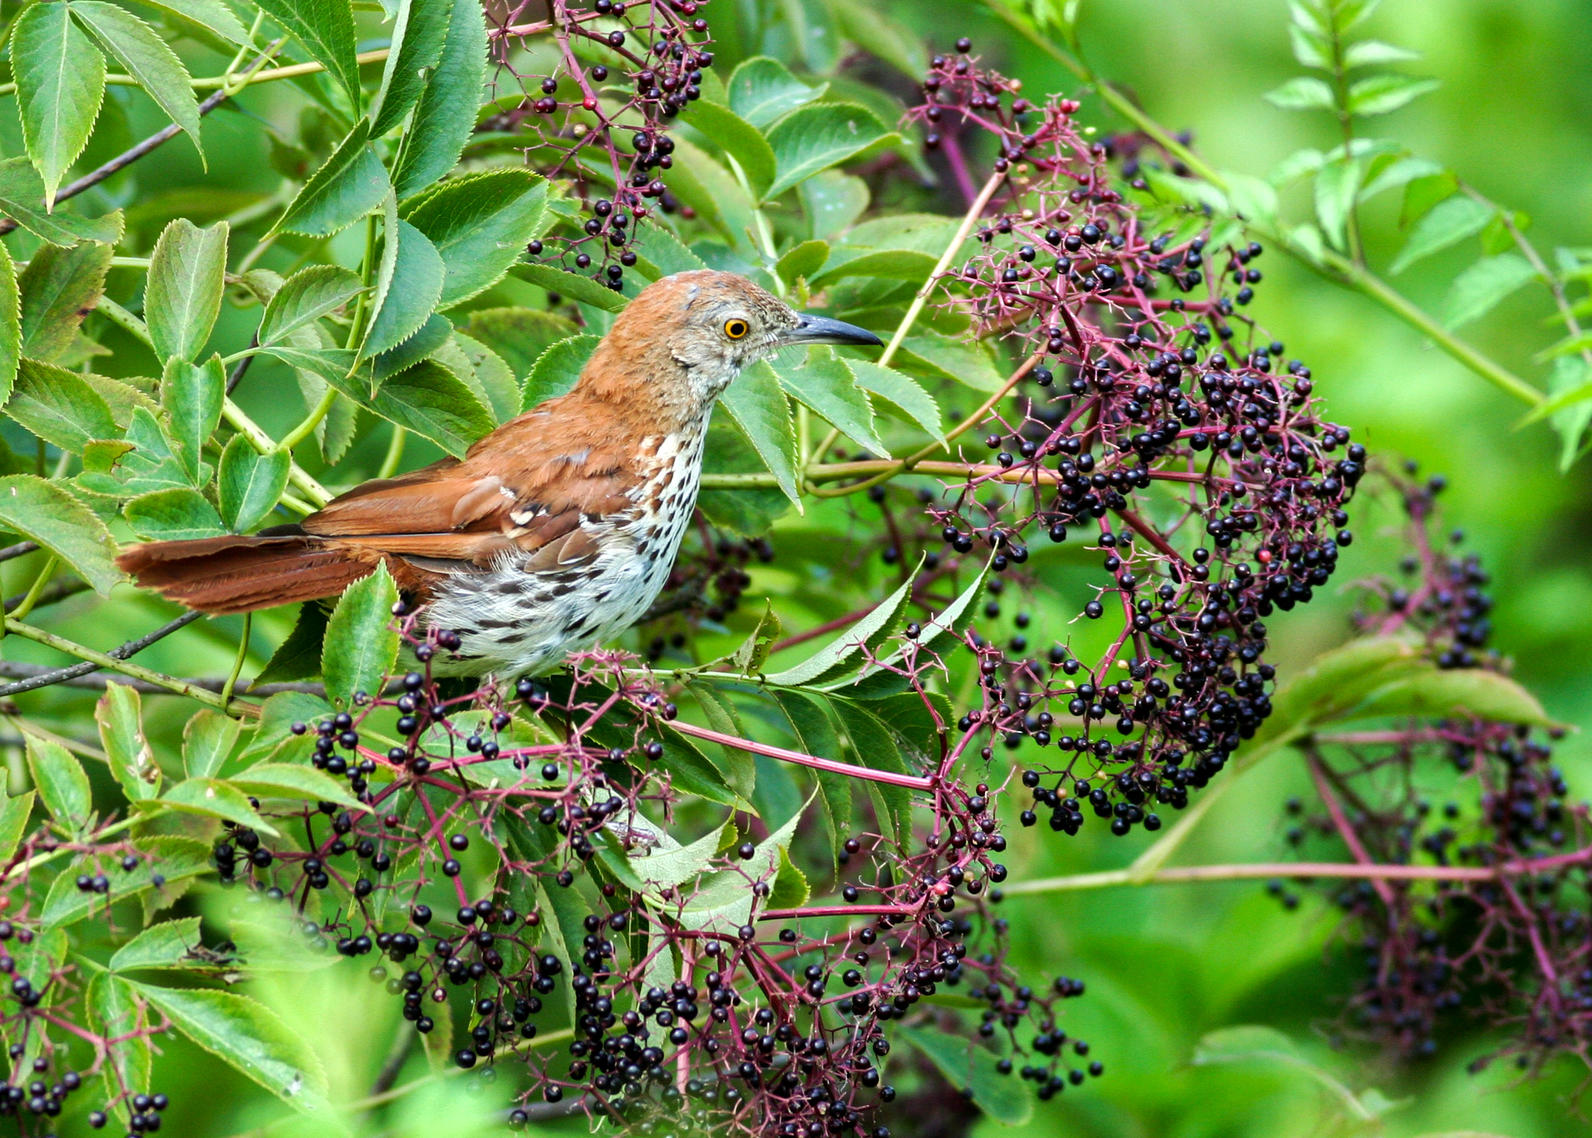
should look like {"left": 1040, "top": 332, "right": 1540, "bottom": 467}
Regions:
{"left": 723, "top": 318, "right": 750, "bottom": 340}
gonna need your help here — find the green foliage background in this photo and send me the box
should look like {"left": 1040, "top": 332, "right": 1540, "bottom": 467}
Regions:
{"left": 0, "top": 1, "right": 1587, "bottom": 1136}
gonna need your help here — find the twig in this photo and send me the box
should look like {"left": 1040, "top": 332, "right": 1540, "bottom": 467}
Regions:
{"left": 0, "top": 612, "right": 203, "bottom": 698}
{"left": 0, "top": 542, "right": 40, "bottom": 563}
{"left": 0, "top": 661, "right": 322, "bottom": 699}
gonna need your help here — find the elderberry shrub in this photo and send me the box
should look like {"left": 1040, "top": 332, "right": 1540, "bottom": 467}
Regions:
{"left": 1281, "top": 468, "right": 1589, "bottom": 1072}
{"left": 490, "top": 1, "right": 714, "bottom": 293}
{"left": 906, "top": 52, "right": 1363, "bottom": 838}
{"left": 211, "top": 621, "right": 1094, "bottom": 1138}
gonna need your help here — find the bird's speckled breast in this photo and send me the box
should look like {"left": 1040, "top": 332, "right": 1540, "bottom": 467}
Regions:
{"left": 425, "top": 423, "right": 709, "bottom": 677}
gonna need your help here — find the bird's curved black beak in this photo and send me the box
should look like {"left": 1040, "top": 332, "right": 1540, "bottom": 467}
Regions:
{"left": 783, "top": 312, "right": 883, "bottom": 347}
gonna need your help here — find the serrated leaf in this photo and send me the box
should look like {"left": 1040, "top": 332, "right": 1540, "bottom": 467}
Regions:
{"left": 90, "top": 975, "right": 153, "bottom": 1116}
{"left": 146, "top": 220, "right": 227, "bottom": 363}
{"left": 1348, "top": 75, "right": 1439, "bottom": 116}
{"left": 674, "top": 790, "right": 813, "bottom": 932}
{"left": 843, "top": 359, "right": 941, "bottom": 440}
{"left": 773, "top": 350, "right": 882, "bottom": 453}
{"left": 520, "top": 331, "right": 596, "bottom": 409}
{"left": 98, "top": 684, "right": 161, "bottom": 801}
{"left": 361, "top": 206, "right": 445, "bottom": 359}
{"left": 254, "top": 0, "right": 360, "bottom": 106}
{"left": 403, "top": 169, "right": 549, "bottom": 307}
{"left": 852, "top": 554, "right": 991, "bottom": 682}
{"left": 1359, "top": 156, "right": 1444, "bottom": 202}
{"left": 1441, "top": 253, "right": 1536, "bottom": 328}
{"left": 626, "top": 821, "right": 729, "bottom": 892}
{"left": 727, "top": 56, "right": 825, "bottom": 128}
{"left": 1356, "top": 665, "right": 1555, "bottom": 727}
{"left": 392, "top": 0, "right": 487, "bottom": 197}
{"left": 42, "top": 835, "right": 211, "bottom": 927}
{"left": 129, "top": 0, "right": 250, "bottom": 45}
{"left": 0, "top": 158, "right": 123, "bottom": 245}
{"left": 323, "top": 564, "right": 399, "bottom": 706}
{"left": 0, "top": 474, "right": 121, "bottom": 593}
{"left": 124, "top": 486, "right": 225, "bottom": 540}
{"left": 443, "top": 330, "right": 517, "bottom": 422}
{"left": 369, "top": 358, "right": 494, "bottom": 455}
{"left": 274, "top": 121, "right": 390, "bottom": 238}
{"left": 218, "top": 437, "right": 291, "bottom": 532}
{"left": 183, "top": 709, "right": 242, "bottom": 779}
{"left": 1389, "top": 195, "right": 1494, "bottom": 273}
{"left": 775, "top": 239, "right": 829, "bottom": 285}
{"left": 370, "top": 0, "right": 451, "bottom": 136}
{"left": 0, "top": 791, "right": 34, "bottom": 863}
{"left": 0, "top": 242, "right": 19, "bottom": 402}
{"left": 1226, "top": 172, "right": 1279, "bottom": 223}
{"left": 72, "top": 2, "right": 204, "bottom": 158}
{"left": 660, "top": 135, "right": 756, "bottom": 247}
{"left": 1288, "top": 22, "right": 1331, "bottom": 69}
{"left": 801, "top": 170, "right": 869, "bottom": 241}
{"left": 900, "top": 1027, "right": 1033, "bottom": 1125}
{"left": 1264, "top": 76, "right": 1335, "bottom": 112}
{"left": 130, "top": 982, "right": 330, "bottom": 1109}
{"left": 728, "top": 600, "right": 783, "bottom": 676}
{"left": 253, "top": 604, "right": 330, "bottom": 686}
{"left": 1344, "top": 40, "right": 1421, "bottom": 67}
{"left": 511, "top": 263, "right": 629, "bottom": 313}
{"left": 17, "top": 239, "right": 113, "bottom": 362}
{"left": 109, "top": 917, "right": 204, "bottom": 972}
{"left": 159, "top": 777, "right": 277, "bottom": 834}
{"left": 763, "top": 103, "right": 894, "bottom": 201}
{"left": 460, "top": 307, "right": 578, "bottom": 380}
{"left": 1315, "top": 156, "right": 1362, "bottom": 251}
{"left": 719, "top": 360, "right": 800, "bottom": 506}
{"left": 685, "top": 101, "right": 776, "bottom": 197}
{"left": 6, "top": 357, "right": 118, "bottom": 452}
{"left": 227, "top": 762, "right": 364, "bottom": 810}
{"left": 13, "top": 2, "right": 106, "bottom": 209}
{"left": 259, "top": 265, "right": 363, "bottom": 345}
{"left": 766, "top": 565, "right": 918, "bottom": 687}
{"left": 161, "top": 356, "right": 225, "bottom": 481}
{"left": 23, "top": 731, "right": 91, "bottom": 832}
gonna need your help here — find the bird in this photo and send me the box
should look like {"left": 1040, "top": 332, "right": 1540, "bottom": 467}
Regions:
{"left": 117, "top": 269, "right": 882, "bottom": 677}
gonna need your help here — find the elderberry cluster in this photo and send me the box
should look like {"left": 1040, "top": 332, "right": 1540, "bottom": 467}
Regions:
{"left": 904, "top": 47, "right": 1362, "bottom": 838}
{"left": 493, "top": 1, "right": 714, "bottom": 292}
{"left": 1288, "top": 469, "right": 1589, "bottom": 1072}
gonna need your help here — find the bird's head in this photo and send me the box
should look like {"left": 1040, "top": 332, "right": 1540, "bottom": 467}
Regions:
{"left": 578, "top": 270, "right": 881, "bottom": 424}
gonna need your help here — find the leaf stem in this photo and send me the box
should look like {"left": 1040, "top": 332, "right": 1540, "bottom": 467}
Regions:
{"left": 666, "top": 720, "right": 933, "bottom": 791}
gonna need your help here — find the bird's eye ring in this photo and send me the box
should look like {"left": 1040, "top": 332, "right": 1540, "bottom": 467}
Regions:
{"left": 723, "top": 318, "right": 750, "bottom": 340}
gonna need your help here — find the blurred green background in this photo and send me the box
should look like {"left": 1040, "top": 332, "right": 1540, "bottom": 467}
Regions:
{"left": 6, "top": 1, "right": 1590, "bottom": 1135}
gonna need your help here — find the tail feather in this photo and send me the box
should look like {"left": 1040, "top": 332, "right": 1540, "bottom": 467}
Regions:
{"left": 117, "top": 535, "right": 378, "bottom": 614}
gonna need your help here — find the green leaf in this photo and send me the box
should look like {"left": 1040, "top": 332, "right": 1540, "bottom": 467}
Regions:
{"left": 160, "top": 356, "right": 225, "bottom": 481}
{"left": 1359, "top": 155, "right": 1444, "bottom": 202}
{"left": 1287, "top": 21, "right": 1331, "bottom": 69}
{"left": 253, "top": 604, "right": 330, "bottom": 686}
{"left": 801, "top": 170, "right": 869, "bottom": 241}
{"left": 0, "top": 158, "right": 123, "bottom": 246}
{"left": 829, "top": 699, "right": 912, "bottom": 844}
{"left": 764, "top": 103, "right": 894, "bottom": 201}
{"left": 182, "top": 709, "right": 242, "bottom": 779}
{"left": 0, "top": 242, "right": 19, "bottom": 403}
{"left": 1191, "top": 1026, "right": 1387, "bottom": 1122}
{"left": 522, "top": 332, "right": 597, "bottom": 410}
{"left": 896, "top": 330, "right": 1005, "bottom": 393}
{"left": 254, "top": 0, "right": 360, "bottom": 106}
{"left": 370, "top": 0, "right": 451, "bottom": 136}
{"left": 1390, "top": 195, "right": 1494, "bottom": 273}
{"left": 109, "top": 917, "right": 203, "bottom": 972}
{"left": 23, "top": 731, "right": 92, "bottom": 832}
{"left": 440, "top": 330, "right": 518, "bottom": 422}
{"left": 158, "top": 778, "right": 276, "bottom": 834}
{"left": 773, "top": 350, "right": 882, "bottom": 453}
{"left": 1263, "top": 76, "right": 1335, "bottom": 112}
{"left": 1355, "top": 665, "right": 1555, "bottom": 727}
{"left": 89, "top": 976, "right": 153, "bottom": 1115}
{"left": 685, "top": 101, "right": 776, "bottom": 197}
{"left": 844, "top": 359, "right": 941, "bottom": 440}
{"left": 227, "top": 762, "right": 364, "bottom": 810}
{"left": 1442, "top": 253, "right": 1536, "bottom": 328}
{"left": 128, "top": 0, "right": 250, "bottom": 45}
{"left": 17, "top": 239, "right": 113, "bottom": 362}
{"left": 775, "top": 239, "right": 829, "bottom": 286}
{"left": 726, "top": 56, "right": 825, "bottom": 128}
{"left": 218, "top": 437, "right": 290, "bottom": 532}
{"left": 98, "top": 684, "right": 161, "bottom": 801}
{"left": 852, "top": 554, "right": 991, "bottom": 682}
{"left": 392, "top": 0, "right": 488, "bottom": 198}
{"left": 0, "top": 474, "right": 120, "bottom": 593}
{"left": 124, "top": 487, "right": 225, "bottom": 541}
{"left": 625, "top": 821, "right": 730, "bottom": 892}
{"left": 274, "top": 121, "right": 390, "bottom": 238}
{"left": 1226, "top": 172, "right": 1279, "bottom": 223}
{"left": 1348, "top": 75, "right": 1439, "bottom": 116}
{"left": 146, "top": 219, "right": 228, "bottom": 362}
{"left": 403, "top": 169, "right": 549, "bottom": 307}
{"left": 6, "top": 357, "right": 118, "bottom": 452}
{"left": 657, "top": 136, "right": 755, "bottom": 247}
{"left": 370, "top": 311, "right": 451, "bottom": 381}
{"left": 900, "top": 1026, "right": 1033, "bottom": 1125}
{"left": 72, "top": 2, "right": 203, "bottom": 157}
{"left": 766, "top": 565, "right": 918, "bottom": 687}
{"left": 368, "top": 358, "right": 494, "bottom": 455}
{"left": 12, "top": 2, "right": 106, "bottom": 208}
{"left": 460, "top": 307, "right": 578, "bottom": 380}
{"left": 727, "top": 600, "right": 783, "bottom": 676}
{"left": 323, "top": 563, "right": 399, "bottom": 706}
{"left": 1314, "top": 156, "right": 1362, "bottom": 251}
{"left": 511, "top": 263, "right": 629, "bottom": 313}
{"left": 0, "top": 791, "right": 36, "bottom": 864}
{"left": 773, "top": 689, "right": 850, "bottom": 853}
{"left": 130, "top": 982, "right": 330, "bottom": 1109}
{"left": 259, "top": 265, "right": 364, "bottom": 345}
{"left": 1344, "top": 40, "right": 1422, "bottom": 67}
{"left": 719, "top": 360, "right": 800, "bottom": 506}
{"left": 674, "top": 791, "right": 813, "bottom": 932}
{"left": 361, "top": 207, "right": 446, "bottom": 359}
{"left": 42, "top": 835, "right": 211, "bottom": 927}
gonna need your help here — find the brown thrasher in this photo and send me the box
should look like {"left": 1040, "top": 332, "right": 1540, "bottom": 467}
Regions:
{"left": 117, "top": 270, "right": 881, "bottom": 676}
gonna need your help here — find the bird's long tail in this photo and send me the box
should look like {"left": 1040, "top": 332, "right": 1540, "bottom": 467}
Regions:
{"left": 116, "top": 534, "right": 377, "bottom": 614}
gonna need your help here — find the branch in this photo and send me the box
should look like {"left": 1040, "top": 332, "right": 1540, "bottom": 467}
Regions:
{"left": 0, "top": 660, "right": 322, "bottom": 700}
{"left": 666, "top": 720, "right": 934, "bottom": 791}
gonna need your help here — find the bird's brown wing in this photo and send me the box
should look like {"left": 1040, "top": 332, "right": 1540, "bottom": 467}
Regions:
{"left": 300, "top": 429, "right": 639, "bottom": 596}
